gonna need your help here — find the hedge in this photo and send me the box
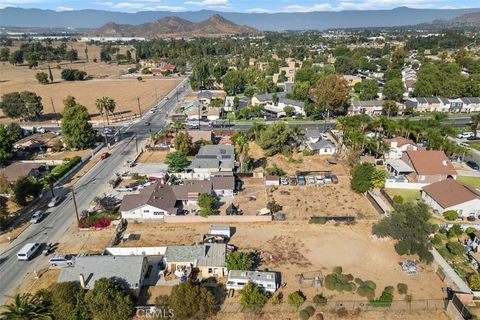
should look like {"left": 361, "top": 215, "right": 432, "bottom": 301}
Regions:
{"left": 51, "top": 156, "right": 82, "bottom": 180}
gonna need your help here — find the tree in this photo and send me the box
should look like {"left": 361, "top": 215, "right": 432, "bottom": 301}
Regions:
{"left": 64, "top": 49, "right": 78, "bottom": 63}
{"left": 61, "top": 104, "right": 97, "bottom": 150}
{"left": 351, "top": 163, "right": 376, "bottom": 193}
{"left": 0, "top": 293, "right": 52, "bottom": 320}
{"left": 234, "top": 133, "right": 249, "bottom": 172}
{"left": 310, "top": 74, "right": 350, "bottom": 115}
{"left": 223, "top": 70, "right": 245, "bottom": 95}
{"left": 0, "top": 172, "right": 10, "bottom": 194}
{"left": 84, "top": 278, "right": 133, "bottom": 320}
{"left": 61, "top": 69, "right": 86, "bottom": 81}
{"left": 63, "top": 95, "right": 77, "bottom": 110}
{"left": 43, "top": 282, "right": 90, "bottom": 320}
{"left": 334, "top": 56, "right": 356, "bottom": 74}
{"left": 238, "top": 282, "right": 268, "bottom": 310}
{"left": 0, "top": 124, "right": 18, "bottom": 164}
{"left": 0, "top": 91, "right": 43, "bottom": 120}
{"left": 0, "top": 195, "right": 8, "bottom": 229}
{"left": 190, "top": 60, "right": 210, "bottom": 89}
{"left": 226, "top": 251, "right": 255, "bottom": 270}
{"left": 165, "top": 151, "right": 189, "bottom": 172}
{"left": 0, "top": 47, "right": 10, "bottom": 61}
{"left": 446, "top": 241, "right": 466, "bottom": 256}
{"left": 9, "top": 50, "right": 24, "bottom": 65}
{"left": 173, "top": 131, "right": 193, "bottom": 155}
{"left": 48, "top": 65, "right": 54, "bottom": 83}
{"left": 372, "top": 202, "right": 436, "bottom": 263}
{"left": 12, "top": 176, "right": 43, "bottom": 206}
{"left": 267, "top": 200, "right": 282, "bottom": 213}
{"left": 292, "top": 81, "right": 311, "bottom": 101}
{"left": 382, "top": 101, "right": 399, "bottom": 117}
{"left": 95, "top": 97, "right": 116, "bottom": 125}
{"left": 383, "top": 79, "right": 404, "bottom": 102}
{"left": 36, "top": 72, "right": 49, "bottom": 84}
{"left": 443, "top": 210, "right": 458, "bottom": 221}
{"left": 358, "top": 80, "right": 378, "bottom": 100}
{"left": 284, "top": 105, "right": 295, "bottom": 117}
{"left": 197, "top": 193, "right": 217, "bottom": 217}
{"left": 287, "top": 291, "right": 306, "bottom": 308}
{"left": 156, "top": 280, "right": 216, "bottom": 319}
{"left": 391, "top": 47, "right": 406, "bottom": 69}
{"left": 257, "top": 121, "right": 292, "bottom": 156}
{"left": 448, "top": 224, "right": 464, "bottom": 239}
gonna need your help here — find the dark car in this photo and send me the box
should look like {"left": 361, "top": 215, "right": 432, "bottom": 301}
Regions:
{"left": 466, "top": 160, "right": 480, "bottom": 170}
{"left": 467, "top": 136, "right": 480, "bottom": 141}
{"left": 101, "top": 152, "right": 110, "bottom": 160}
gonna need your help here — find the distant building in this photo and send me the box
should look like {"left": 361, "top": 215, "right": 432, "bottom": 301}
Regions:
{"left": 349, "top": 100, "right": 384, "bottom": 116}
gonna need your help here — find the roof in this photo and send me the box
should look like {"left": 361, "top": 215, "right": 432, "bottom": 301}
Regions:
{"left": 422, "top": 179, "right": 480, "bottom": 209}
{"left": 211, "top": 176, "right": 235, "bottom": 190}
{"left": 228, "top": 270, "right": 277, "bottom": 283}
{"left": 172, "top": 180, "right": 213, "bottom": 201}
{"left": 198, "top": 90, "right": 214, "bottom": 99}
{"left": 386, "top": 159, "right": 414, "bottom": 173}
{"left": 351, "top": 100, "right": 383, "bottom": 108}
{"left": 165, "top": 243, "right": 226, "bottom": 268}
{"left": 254, "top": 92, "right": 286, "bottom": 102}
{"left": 119, "top": 183, "right": 177, "bottom": 213}
{"left": 198, "top": 144, "right": 234, "bottom": 157}
{"left": 280, "top": 97, "right": 304, "bottom": 108}
{"left": 385, "top": 137, "right": 416, "bottom": 147}
{"left": 187, "top": 130, "right": 212, "bottom": 143}
{"left": 307, "top": 140, "right": 336, "bottom": 150}
{"left": 265, "top": 175, "right": 279, "bottom": 181}
{"left": 304, "top": 129, "right": 322, "bottom": 139}
{"left": 14, "top": 132, "right": 58, "bottom": 149}
{"left": 405, "top": 150, "right": 456, "bottom": 176}
{"left": 1, "top": 162, "right": 46, "bottom": 182}
{"left": 190, "top": 158, "right": 220, "bottom": 169}
{"left": 58, "top": 255, "right": 147, "bottom": 289}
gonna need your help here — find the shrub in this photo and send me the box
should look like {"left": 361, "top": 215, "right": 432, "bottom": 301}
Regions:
{"left": 356, "top": 281, "right": 376, "bottom": 300}
{"left": 309, "top": 217, "right": 327, "bottom": 224}
{"left": 299, "top": 309, "right": 310, "bottom": 320}
{"left": 466, "top": 227, "right": 477, "bottom": 236}
{"left": 431, "top": 234, "right": 444, "bottom": 248}
{"left": 302, "top": 149, "right": 314, "bottom": 156}
{"left": 61, "top": 68, "right": 87, "bottom": 81}
{"left": 405, "top": 294, "right": 413, "bottom": 303}
{"left": 369, "top": 287, "right": 393, "bottom": 307}
{"left": 266, "top": 164, "right": 285, "bottom": 176}
{"left": 270, "top": 292, "right": 283, "bottom": 305}
{"left": 287, "top": 291, "right": 306, "bottom": 308}
{"left": 94, "top": 217, "right": 112, "bottom": 229}
{"left": 437, "top": 247, "right": 453, "bottom": 260}
{"left": 50, "top": 156, "right": 82, "bottom": 180}
{"left": 313, "top": 294, "right": 327, "bottom": 306}
{"left": 469, "top": 274, "right": 480, "bottom": 291}
{"left": 333, "top": 266, "right": 343, "bottom": 274}
{"left": 336, "top": 307, "right": 349, "bottom": 318}
{"left": 447, "top": 224, "right": 463, "bottom": 238}
{"left": 397, "top": 283, "right": 408, "bottom": 294}
{"left": 443, "top": 210, "right": 458, "bottom": 221}
{"left": 392, "top": 195, "right": 403, "bottom": 204}
{"left": 446, "top": 241, "right": 466, "bottom": 256}
{"left": 394, "top": 239, "right": 411, "bottom": 255}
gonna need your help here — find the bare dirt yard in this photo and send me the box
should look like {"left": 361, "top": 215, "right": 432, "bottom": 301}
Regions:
{"left": 137, "top": 150, "right": 170, "bottom": 163}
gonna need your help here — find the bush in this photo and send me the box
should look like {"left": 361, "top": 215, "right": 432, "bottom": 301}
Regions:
{"left": 397, "top": 283, "right": 408, "bottom": 294}
{"left": 61, "top": 68, "right": 87, "bottom": 81}
{"left": 443, "top": 210, "right": 458, "bottom": 221}
{"left": 313, "top": 294, "right": 327, "bottom": 306}
{"left": 392, "top": 195, "right": 403, "bottom": 204}
{"left": 356, "top": 280, "right": 376, "bottom": 300}
{"left": 270, "top": 292, "right": 283, "bottom": 306}
{"left": 299, "top": 309, "right": 310, "bottom": 320}
{"left": 369, "top": 287, "right": 393, "bottom": 307}
{"left": 287, "top": 291, "right": 306, "bottom": 308}
{"left": 302, "top": 149, "right": 314, "bottom": 156}
{"left": 394, "top": 240, "right": 411, "bottom": 255}
{"left": 333, "top": 266, "right": 343, "bottom": 274}
{"left": 309, "top": 217, "right": 327, "bottom": 224}
{"left": 50, "top": 156, "right": 82, "bottom": 180}
{"left": 437, "top": 247, "right": 453, "bottom": 260}
{"left": 446, "top": 241, "right": 466, "bottom": 256}
{"left": 431, "top": 234, "right": 444, "bottom": 248}
{"left": 266, "top": 164, "right": 285, "bottom": 176}
{"left": 466, "top": 227, "right": 477, "bottom": 236}
{"left": 468, "top": 274, "right": 480, "bottom": 291}
{"left": 336, "top": 307, "right": 349, "bottom": 318}
{"left": 447, "top": 224, "right": 463, "bottom": 238}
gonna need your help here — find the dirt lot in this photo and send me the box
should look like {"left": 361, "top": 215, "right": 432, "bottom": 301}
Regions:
{"left": 137, "top": 150, "right": 170, "bottom": 163}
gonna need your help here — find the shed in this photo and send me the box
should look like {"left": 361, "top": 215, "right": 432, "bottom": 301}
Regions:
{"left": 264, "top": 175, "right": 280, "bottom": 186}
{"left": 209, "top": 225, "right": 232, "bottom": 238}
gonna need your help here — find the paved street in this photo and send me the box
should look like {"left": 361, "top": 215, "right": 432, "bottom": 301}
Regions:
{"left": 0, "top": 78, "right": 189, "bottom": 305}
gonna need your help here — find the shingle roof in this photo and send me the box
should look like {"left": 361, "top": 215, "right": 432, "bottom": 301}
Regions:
{"left": 385, "top": 137, "right": 416, "bottom": 147}
{"left": 58, "top": 255, "right": 146, "bottom": 289}
{"left": 172, "top": 180, "right": 213, "bottom": 201}
{"left": 422, "top": 179, "right": 480, "bottom": 209}
{"left": 165, "top": 243, "right": 226, "bottom": 268}
{"left": 405, "top": 150, "right": 456, "bottom": 176}
{"left": 119, "top": 183, "right": 177, "bottom": 213}
{"left": 212, "top": 176, "right": 235, "bottom": 190}
{"left": 1, "top": 162, "right": 46, "bottom": 182}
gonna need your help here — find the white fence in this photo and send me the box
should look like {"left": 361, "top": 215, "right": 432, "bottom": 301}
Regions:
{"left": 19, "top": 159, "right": 64, "bottom": 165}
{"left": 105, "top": 246, "right": 167, "bottom": 256}
{"left": 385, "top": 181, "right": 428, "bottom": 190}
{"left": 164, "top": 215, "right": 272, "bottom": 223}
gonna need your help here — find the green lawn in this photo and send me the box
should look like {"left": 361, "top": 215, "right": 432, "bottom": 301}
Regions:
{"left": 457, "top": 176, "right": 480, "bottom": 189}
{"left": 385, "top": 188, "right": 421, "bottom": 203}
{"left": 467, "top": 142, "right": 480, "bottom": 152}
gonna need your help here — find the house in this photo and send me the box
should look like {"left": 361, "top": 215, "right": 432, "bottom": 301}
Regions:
{"left": 172, "top": 180, "right": 214, "bottom": 207}
{"left": 198, "top": 90, "right": 216, "bottom": 105}
{"left": 0, "top": 162, "right": 47, "bottom": 183}
{"left": 14, "top": 132, "right": 59, "bottom": 155}
{"left": 304, "top": 129, "right": 323, "bottom": 143}
{"left": 349, "top": 100, "right": 384, "bottom": 116}
{"left": 211, "top": 176, "right": 235, "bottom": 197}
{"left": 120, "top": 183, "right": 179, "bottom": 219}
{"left": 207, "top": 107, "right": 220, "bottom": 122}
{"left": 251, "top": 92, "right": 286, "bottom": 106}
{"left": 182, "top": 101, "right": 204, "bottom": 121}
{"left": 187, "top": 130, "right": 213, "bottom": 144}
{"left": 421, "top": 179, "right": 480, "bottom": 217}
{"left": 405, "top": 97, "right": 441, "bottom": 112}
{"left": 58, "top": 255, "right": 148, "bottom": 294}
{"left": 223, "top": 96, "right": 249, "bottom": 112}
{"left": 264, "top": 175, "right": 280, "bottom": 186}
{"left": 384, "top": 137, "right": 418, "bottom": 160}
{"left": 386, "top": 159, "right": 414, "bottom": 176}
{"left": 190, "top": 145, "right": 235, "bottom": 174}
{"left": 226, "top": 270, "right": 279, "bottom": 293}
{"left": 461, "top": 97, "right": 480, "bottom": 113}
{"left": 252, "top": 93, "right": 305, "bottom": 116}
{"left": 306, "top": 139, "right": 337, "bottom": 155}
{"left": 401, "top": 150, "right": 457, "bottom": 183}
{"left": 343, "top": 75, "right": 362, "bottom": 87}
{"left": 164, "top": 243, "right": 227, "bottom": 277}
{"left": 277, "top": 81, "right": 294, "bottom": 94}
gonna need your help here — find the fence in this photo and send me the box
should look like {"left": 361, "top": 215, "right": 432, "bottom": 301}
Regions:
{"left": 366, "top": 191, "right": 390, "bottom": 215}
{"left": 105, "top": 246, "right": 167, "bottom": 256}
{"left": 163, "top": 215, "right": 272, "bottom": 224}
{"left": 431, "top": 248, "right": 472, "bottom": 295}
{"left": 384, "top": 181, "right": 428, "bottom": 190}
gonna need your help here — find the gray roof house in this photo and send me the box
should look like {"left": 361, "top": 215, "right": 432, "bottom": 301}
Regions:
{"left": 227, "top": 270, "right": 279, "bottom": 293}
{"left": 58, "top": 255, "right": 148, "bottom": 292}
{"left": 306, "top": 139, "right": 337, "bottom": 155}
{"left": 190, "top": 145, "right": 235, "bottom": 173}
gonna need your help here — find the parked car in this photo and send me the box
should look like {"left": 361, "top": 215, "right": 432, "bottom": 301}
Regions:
{"left": 17, "top": 243, "right": 41, "bottom": 261}
{"left": 30, "top": 210, "right": 45, "bottom": 224}
{"left": 460, "top": 142, "right": 471, "bottom": 150}
{"left": 280, "top": 177, "right": 289, "bottom": 185}
{"left": 297, "top": 176, "right": 306, "bottom": 186}
{"left": 458, "top": 132, "right": 475, "bottom": 139}
{"left": 315, "top": 176, "right": 324, "bottom": 185}
{"left": 48, "top": 196, "right": 62, "bottom": 208}
{"left": 466, "top": 160, "right": 480, "bottom": 170}
{"left": 307, "top": 176, "right": 316, "bottom": 185}
{"left": 36, "top": 127, "right": 46, "bottom": 134}
{"left": 42, "top": 243, "right": 54, "bottom": 255}
{"left": 116, "top": 186, "right": 134, "bottom": 192}
{"left": 101, "top": 152, "right": 110, "bottom": 160}
{"left": 49, "top": 254, "right": 75, "bottom": 267}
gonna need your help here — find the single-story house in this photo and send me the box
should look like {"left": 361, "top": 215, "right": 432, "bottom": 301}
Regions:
{"left": 0, "top": 162, "right": 47, "bottom": 183}
{"left": 304, "top": 129, "right": 323, "bottom": 143}
{"left": 343, "top": 75, "right": 362, "bottom": 87}
{"left": 172, "top": 180, "right": 215, "bottom": 206}
{"left": 14, "top": 132, "right": 59, "bottom": 155}
{"left": 120, "top": 183, "right": 179, "bottom": 220}
{"left": 226, "top": 270, "right": 279, "bottom": 293}
{"left": 211, "top": 176, "right": 235, "bottom": 198}
{"left": 187, "top": 130, "right": 213, "bottom": 144}
{"left": 58, "top": 255, "right": 148, "bottom": 294}
{"left": 401, "top": 150, "right": 457, "bottom": 183}
{"left": 306, "top": 139, "right": 337, "bottom": 155}
{"left": 386, "top": 159, "right": 414, "bottom": 176}
{"left": 164, "top": 243, "right": 227, "bottom": 278}
{"left": 207, "top": 107, "right": 220, "bottom": 121}
{"left": 384, "top": 137, "right": 418, "bottom": 160}
{"left": 421, "top": 179, "right": 480, "bottom": 217}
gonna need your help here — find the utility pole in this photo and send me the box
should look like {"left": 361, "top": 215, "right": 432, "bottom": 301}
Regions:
{"left": 102, "top": 122, "right": 109, "bottom": 149}
{"left": 50, "top": 97, "right": 60, "bottom": 126}
{"left": 71, "top": 188, "right": 80, "bottom": 227}
{"left": 137, "top": 97, "right": 142, "bottom": 119}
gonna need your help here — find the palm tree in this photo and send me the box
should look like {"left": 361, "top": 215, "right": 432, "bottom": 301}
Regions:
{"left": 170, "top": 121, "right": 185, "bottom": 133}
{"left": 1, "top": 293, "right": 53, "bottom": 320}
{"left": 235, "top": 134, "right": 250, "bottom": 173}
{"left": 95, "top": 96, "right": 116, "bottom": 125}
{"left": 248, "top": 121, "right": 266, "bottom": 140}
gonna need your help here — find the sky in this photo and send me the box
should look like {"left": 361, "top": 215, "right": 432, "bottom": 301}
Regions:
{"left": 0, "top": 0, "right": 479, "bottom": 13}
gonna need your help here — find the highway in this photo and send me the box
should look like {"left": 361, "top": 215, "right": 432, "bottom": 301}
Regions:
{"left": 0, "top": 78, "right": 189, "bottom": 305}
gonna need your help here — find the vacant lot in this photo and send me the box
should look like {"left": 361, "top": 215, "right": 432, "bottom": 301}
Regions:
{"left": 137, "top": 150, "right": 170, "bottom": 163}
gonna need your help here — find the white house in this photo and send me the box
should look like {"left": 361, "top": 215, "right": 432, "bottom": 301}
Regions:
{"left": 306, "top": 139, "right": 337, "bottom": 155}
{"left": 384, "top": 137, "right": 418, "bottom": 160}
{"left": 226, "top": 270, "right": 279, "bottom": 293}
{"left": 421, "top": 179, "right": 480, "bottom": 217}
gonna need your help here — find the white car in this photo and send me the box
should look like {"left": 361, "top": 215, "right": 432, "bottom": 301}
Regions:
{"left": 37, "top": 127, "right": 46, "bottom": 134}
{"left": 458, "top": 132, "right": 475, "bottom": 139}
{"left": 280, "top": 177, "right": 289, "bottom": 185}
{"left": 30, "top": 210, "right": 45, "bottom": 224}
{"left": 116, "top": 186, "right": 134, "bottom": 192}
{"left": 48, "top": 196, "right": 62, "bottom": 207}
{"left": 315, "top": 176, "right": 324, "bottom": 185}
{"left": 307, "top": 176, "right": 316, "bottom": 185}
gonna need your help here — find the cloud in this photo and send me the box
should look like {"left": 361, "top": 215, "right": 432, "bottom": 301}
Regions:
{"left": 185, "top": 0, "right": 229, "bottom": 7}
{"left": 245, "top": 8, "right": 272, "bottom": 13}
{"left": 57, "top": 6, "right": 74, "bottom": 11}
{"left": 93, "top": 1, "right": 146, "bottom": 10}
{"left": 148, "top": 5, "right": 186, "bottom": 11}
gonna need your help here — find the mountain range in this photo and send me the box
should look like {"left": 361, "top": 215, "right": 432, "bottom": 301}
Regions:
{"left": 1, "top": 7, "right": 480, "bottom": 31}
{"left": 91, "top": 15, "right": 259, "bottom": 38}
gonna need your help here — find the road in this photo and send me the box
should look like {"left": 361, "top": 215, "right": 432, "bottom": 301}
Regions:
{"left": 0, "top": 78, "right": 190, "bottom": 305}
{"left": 448, "top": 136, "right": 480, "bottom": 165}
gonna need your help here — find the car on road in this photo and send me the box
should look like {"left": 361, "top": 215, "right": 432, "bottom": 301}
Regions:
{"left": 101, "top": 152, "right": 110, "bottom": 160}
{"left": 460, "top": 142, "right": 471, "bottom": 150}
{"left": 17, "top": 243, "right": 41, "bottom": 261}
{"left": 144, "top": 121, "right": 151, "bottom": 126}
{"left": 30, "top": 210, "right": 45, "bottom": 224}
{"left": 36, "top": 127, "right": 46, "bottom": 134}
{"left": 49, "top": 254, "right": 75, "bottom": 267}
{"left": 466, "top": 160, "right": 480, "bottom": 170}
{"left": 188, "top": 123, "right": 200, "bottom": 129}
{"left": 48, "top": 196, "right": 62, "bottom": 207}
{"left": 467, "top": 136, "right": 480, "bottom": 141}
{"left": 458, "top": 132, "right": 475, "bottom": 139}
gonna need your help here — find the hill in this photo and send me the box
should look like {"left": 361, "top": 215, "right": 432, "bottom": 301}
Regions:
{"left": 90, "top": 14, "right": 259, "bottom": 38}
{"left": 1, "top": 7, "right": 480, "bottom": 30}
